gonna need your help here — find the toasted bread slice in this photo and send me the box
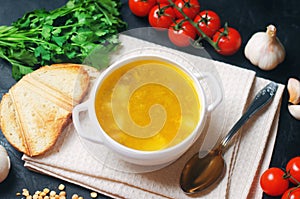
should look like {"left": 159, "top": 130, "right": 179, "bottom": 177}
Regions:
{"left": 0, "top": 64, "right": 90, "bottom": 156}
{"left": 0, "top": 93, "right": 27, "bottom": 154}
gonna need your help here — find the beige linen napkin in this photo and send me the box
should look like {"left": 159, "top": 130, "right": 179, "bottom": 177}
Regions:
{"left": 22, "top": 35, "right": 284, "bottom": 199}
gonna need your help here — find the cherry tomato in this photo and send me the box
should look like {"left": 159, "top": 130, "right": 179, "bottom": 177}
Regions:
{"left": 157, "top": 0, "right": 175, "bottom": 4}
{"left": 282, "top": 188, "right": 300, "bottom": 199}
{"left": 174, "top": 0, "right": 200, "bottom": 19}
{"left": 260, "top": 167, "right": 289, "bottom": 196}
{"left": 212, "top": 26, "right": 242, "bottom": 56}
{"left": 129, "top": 0, "right": 156, "bottom": 17}
{"left": 168, "top": 19, "right": 197, "bottom": 47}
{"left": 148, "top": 4, "right": 176, "bottom": 29}
{"left": 194, "top": 10, "right": 221, "bottom": 38}
{"left": 286, "top": 156, "right": 300, "bottom": 184}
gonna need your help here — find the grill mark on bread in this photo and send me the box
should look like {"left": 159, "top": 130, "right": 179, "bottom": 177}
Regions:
{"left": 8, "top": 90, "right": 31, "bottom": 155}
{"left": 23, "top": 74, "right": 77, "bottom": 112}
{"left": 0, "top": 64, "right": 91, "bottom": 156}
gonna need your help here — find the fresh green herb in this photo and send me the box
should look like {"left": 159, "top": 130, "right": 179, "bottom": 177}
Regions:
{"left": 0, "top": 0, "right": 127, "bottom": 80}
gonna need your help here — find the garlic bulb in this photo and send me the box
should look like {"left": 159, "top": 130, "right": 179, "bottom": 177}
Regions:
{"left": 244, "top": 24, "right": 285, "bottom": 70}
{"left": 0, "top": 145, "right": 10, "bottom": 183}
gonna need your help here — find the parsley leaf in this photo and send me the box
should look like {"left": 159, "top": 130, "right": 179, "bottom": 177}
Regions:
{"left": 0, "top": 0, "right": 127, "bottom": 80}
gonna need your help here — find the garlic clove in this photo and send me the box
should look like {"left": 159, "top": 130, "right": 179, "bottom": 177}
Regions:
{"left": 0, "top": 145, "right": 10, "bottom": 183}
{"left": 288, "top": 105, "right": 300, "bottom": 120}
{"left": 244, "top": 24, "right": 285, "bottom": 71}
{"left": 287, "top": 78, "right": 300, "bottom": 105}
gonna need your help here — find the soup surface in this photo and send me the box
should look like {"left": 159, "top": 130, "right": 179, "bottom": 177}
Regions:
{"left": 95, "top": 59, "right": 201, "bottom": 151}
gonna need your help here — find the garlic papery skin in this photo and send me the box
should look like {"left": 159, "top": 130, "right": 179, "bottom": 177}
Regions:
{"left": 0, "top": 145, "right": 10, "bottom": 183}
{"left": 287, "top": 78, "right": 300, "bottom": 104}
{"left": 244, "top": 24, "right": 285, "bottom": 70}
{"left": 288, "top": 105, "right": 300, "bottom": 120}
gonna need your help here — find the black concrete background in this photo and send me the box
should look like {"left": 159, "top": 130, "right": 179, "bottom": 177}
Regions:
{"left": 0, "top": 0, "right": 299, "bottom": 198}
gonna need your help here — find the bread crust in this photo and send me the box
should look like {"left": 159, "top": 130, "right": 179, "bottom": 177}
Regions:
{"left": 0, "top": 93, "right": 27, "bottom": 154}
{"left": 0, "top": 63, "right": 90, "bottom": 156}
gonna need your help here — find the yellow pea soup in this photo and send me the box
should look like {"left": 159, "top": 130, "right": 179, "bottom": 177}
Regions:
{"left": 95, "top": 59, "right": 201, "bottom": 151}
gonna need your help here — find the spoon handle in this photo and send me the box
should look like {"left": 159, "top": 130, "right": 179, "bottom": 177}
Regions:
{"left": 220, "top": 82, "right": 278, "bottom": 149}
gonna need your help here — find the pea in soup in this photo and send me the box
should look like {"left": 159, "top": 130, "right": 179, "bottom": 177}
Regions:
{"left": 95, "top": 59, "right": 201, "bottom": 151}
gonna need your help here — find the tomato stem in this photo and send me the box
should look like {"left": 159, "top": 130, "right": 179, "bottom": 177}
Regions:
{"left": 157, "top": 4, "right": 173, "bottom": 16}
{"left": 168, "top": 0, "right": 220, "bottom": 50}
{"left": 172, "top": 18, "right": 188, "bottom": 31}
{"left": 199, "top": 11, "right": 210, "bottom": 25}
{"left": 213, "top": 22, "right": 230, "bottom": 50}
{"left": 285, "top": 169, "right": 300, "bottom": 185}
{"left": 192, "top": 37, "right": 204, "bottom": 49}
{"left": 183, "top": 0, "right": 192, "bottom": 8}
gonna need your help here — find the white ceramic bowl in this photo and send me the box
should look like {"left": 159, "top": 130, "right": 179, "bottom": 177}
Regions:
{"left": 73, "top": 49, "right": 222, "bottom": 167}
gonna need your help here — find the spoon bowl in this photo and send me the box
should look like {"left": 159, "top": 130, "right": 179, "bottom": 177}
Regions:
{"left": 180, "top": 82, "right": 278, "bottom": 194}
{"left": 180, "top": 149, "right": 225, "bottom": 194}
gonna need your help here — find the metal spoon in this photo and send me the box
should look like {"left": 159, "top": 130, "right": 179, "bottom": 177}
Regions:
{"left": 180, "top": 81, "right": 278, "bottom": 194}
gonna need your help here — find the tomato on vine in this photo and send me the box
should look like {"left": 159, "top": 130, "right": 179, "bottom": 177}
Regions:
{"left": 194, "top": 10, "right": 221, "bottom": 38}
{"left": 282, "top": 188, "right": 300, "bottom": 199}
{"left": 128, "top": 0, "right": 242, "bottom": 56}
{"left": 148, "top": 4, "right": 176, "bottom": 29}
{"left": 129, "top": 0, "right": 156, "bottom": 17}
{"left": 168, "top": 19, "right": 197, "bottom": 47}
{"left": 157, "top": 0, "right": 175, "bottom": 4}
{"left": 286, "top": 156, "right": 300, "bottom": 184}
{"left": 212, "top": 24, "right": 242, "bottom": 56}
{"left": 173, "top": 0, "right": 200, "bottom": 19}
{"left": 260, "top": 167, "right": 289, "bottom": 196}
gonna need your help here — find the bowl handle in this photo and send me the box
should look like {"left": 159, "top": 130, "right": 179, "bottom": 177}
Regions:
{"left": 72, "top": 100, "right": 103, "bottom": 144}
{"left": 196, "top": 72, "right": 223, "bottom": 112}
